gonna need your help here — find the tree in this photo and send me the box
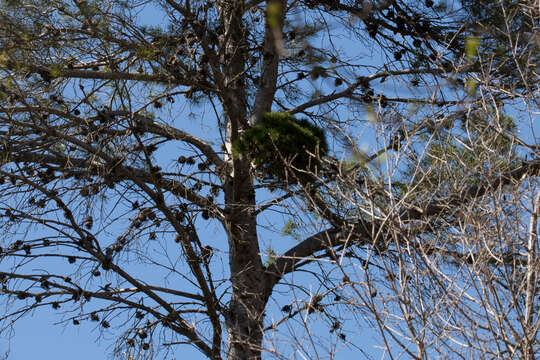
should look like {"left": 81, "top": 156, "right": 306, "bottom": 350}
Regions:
{"left": 0, "top": 0, "right": 538, "bottom": 359}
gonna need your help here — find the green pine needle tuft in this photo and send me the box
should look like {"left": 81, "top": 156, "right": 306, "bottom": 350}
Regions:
{"left": 233, "top": 112, "right": 328, "bottom": 185}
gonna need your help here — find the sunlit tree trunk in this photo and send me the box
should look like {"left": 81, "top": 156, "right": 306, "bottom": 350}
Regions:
{"left": 216, "top": 1, "right": 269, "bottom": 358}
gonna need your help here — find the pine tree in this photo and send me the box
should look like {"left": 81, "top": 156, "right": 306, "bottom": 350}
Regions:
{"left": 0, "top": 0, "right": 538, "bottom": 359}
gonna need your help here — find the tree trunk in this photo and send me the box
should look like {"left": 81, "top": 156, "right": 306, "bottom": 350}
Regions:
{"left": 224, "top": 160, "right": 266, "bottom": 360}
{"left": 216, "top": 1, "right": 271, "bottom": 357}
{"left": 226, "top": 216, "right": 266, "bottom": 359}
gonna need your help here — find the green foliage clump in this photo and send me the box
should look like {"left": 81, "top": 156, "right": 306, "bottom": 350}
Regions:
{"left": 233, "top": 112, "right": 328, "bottom": 185}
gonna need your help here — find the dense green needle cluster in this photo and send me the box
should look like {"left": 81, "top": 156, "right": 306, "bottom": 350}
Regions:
{"left": 233, "top": 112, "right": 328, "bottom": 185}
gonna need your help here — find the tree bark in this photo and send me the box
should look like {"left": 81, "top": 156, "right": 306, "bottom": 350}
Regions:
{"left": 215, "top": 0, "right": 291, "bottom": 356}
{"left": 225, "top": 206, "right": 266, "bottom": 359}
{"left": 224, "top": 153, "right": 266, "bottom": 360}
